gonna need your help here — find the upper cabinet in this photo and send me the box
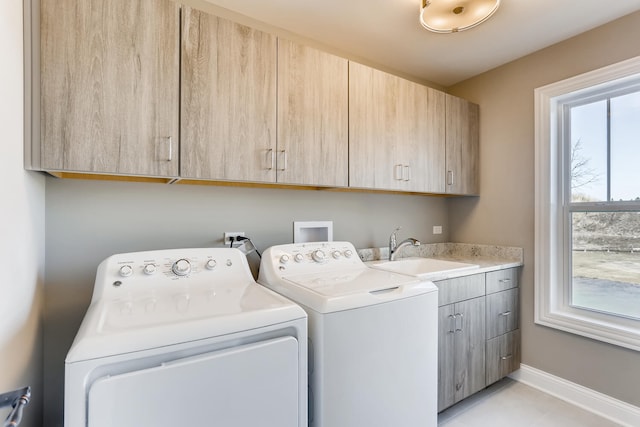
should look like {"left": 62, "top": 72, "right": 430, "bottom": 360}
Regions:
{"left": 180, "top": 6, "right": 277, "bottom": 182}
{"left": 445, "top": 94, "right": 479, "bottom": 195}
{"left": 40, "top": 0, "right": 180, "bottom": 176}
{"left": 277, "top": 39, "right": 348, "bottom": 187}
{"left": 34, "top": 1, "right": 479, "bottom": 195}
{"left": 349, "top": 62, "right": 445, "bottom": 193}
{"left": 180, "top": 13, "right": 348, "bottom": 186}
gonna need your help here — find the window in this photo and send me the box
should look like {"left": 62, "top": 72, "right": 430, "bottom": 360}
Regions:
{"left": 535, "top": 57, "right": 640, "bottom": 351}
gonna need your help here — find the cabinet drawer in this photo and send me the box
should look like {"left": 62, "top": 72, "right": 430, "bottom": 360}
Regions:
{"left": 486, "top": 288, "right": 519, "bottom": 339}
{"left": 434, "top": 274, "right": 485, "bottom": 306}
{"left": 486, "top": 268, "right": 518, "bottom": 294}
{"left": 486, "top": 329, "right": 520, "bottom": 385}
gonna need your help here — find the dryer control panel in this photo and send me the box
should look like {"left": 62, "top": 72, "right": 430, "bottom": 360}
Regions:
{"left": 90, "top": 248, "right": 254, "bottom": 304}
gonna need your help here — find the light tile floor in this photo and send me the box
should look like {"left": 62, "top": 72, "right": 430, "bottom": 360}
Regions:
{"left": 438, "top": 378, "right": 622, "bottom": 427}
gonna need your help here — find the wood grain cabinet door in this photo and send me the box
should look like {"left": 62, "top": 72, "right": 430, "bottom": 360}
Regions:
{"left": 486, "top": 288, "right": 519, "bottom": 340}
{"left": 401, "top": 84, "right": 446, "bottom": 193}
{"left": 180, "top": 7, "right": 277, "bottom": 182}
{"left": 486, "top": 267, "right": 519, "bottom": 294}
{"left": 40, "top": 0, "right": 180, "bottom": 176}
{"left": 349, "top": 62, "right": 401, "bottom": 190}
{"left": 277, "top": 40, "right": 348, "bottom": 186}
{"left": 438, "top": 295, "right": 486, "bottom": 412}
{"left": 445, "top": 94, "right": 479, "bottom": 195}
{"left": 438, "top": 304, "right": 457, "bottom": 412}
{"left": 349, "top": 62, "right": 445, "bottom": 192}
{"left": 453, "top": 297, "right": 486, "bottom": 404}
{"left": 486, "top": 329, "right": 521, "bottom": 385}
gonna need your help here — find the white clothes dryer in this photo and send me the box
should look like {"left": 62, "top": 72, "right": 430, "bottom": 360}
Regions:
{"left": 258, "top": 241, "right": 438, "bottom": 427}
{"left": 65, "top": 248, "right": 307, "bottom": 427}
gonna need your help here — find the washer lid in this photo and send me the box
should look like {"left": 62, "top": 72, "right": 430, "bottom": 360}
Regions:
{"left": 66, "top": 281, "right": 306, "bottom": 363}
{"left": 279, "top": 266, "right": 437, "bottom": 313}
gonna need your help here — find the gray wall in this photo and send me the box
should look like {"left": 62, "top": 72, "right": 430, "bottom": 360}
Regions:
{"left": 43, "top": 177, "right": 449, "bottom": 425}
{"left": 448, "top": 11, "right": 640, "bottom": 407}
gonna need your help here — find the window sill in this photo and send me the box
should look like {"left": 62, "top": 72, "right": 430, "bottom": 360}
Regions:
{"left": 535, "top": 302, "right": 640, "bottom": 351}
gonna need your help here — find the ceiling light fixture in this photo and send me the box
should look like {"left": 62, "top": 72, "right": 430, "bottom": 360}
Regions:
{"left": 420, "top": 0, "right": 501, "bottom": 33}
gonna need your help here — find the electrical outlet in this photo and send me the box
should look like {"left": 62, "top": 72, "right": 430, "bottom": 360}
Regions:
{"left": 224, "top": 232, "right": 245, "bottom": 245}
{"left": 433, "top": 225, "right": 443, "bottom": 235}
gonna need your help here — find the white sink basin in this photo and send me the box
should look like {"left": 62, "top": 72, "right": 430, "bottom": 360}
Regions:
{"left": 370, "top": 257, "right": 479, "bottom": 278}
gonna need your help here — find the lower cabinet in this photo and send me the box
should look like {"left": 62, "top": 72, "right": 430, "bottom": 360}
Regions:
{"left": 436, "top": 267, "right": 521, "bottom": 412}
{"left": 486, "top": 288, "right": 519, "bottom": 339}
{"left": 486, "top": 329, "right": 521, "bottom": 385}
{"left": 485, "top": 269, "right": 521, "bottom": 386}
{"left": 438, "top": 297, "right": 486, "bottom": 412}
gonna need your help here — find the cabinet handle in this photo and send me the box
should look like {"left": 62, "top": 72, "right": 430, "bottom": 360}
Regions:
{"left": 266, "top": 149, "right": 275, "bottom": 170}
{"left": 447, "top": 314, "right": 456, "bottom": 334}
{"left": 394, "top": 164, "right": 403, "bottom": 180}
{"left": 447, "top": 170, "right": 454, "bottom": 186}
{"left": 500, "top": 354, "right": 513, "bottom": 361}
{"left": 277, "top": 150, "right": 287, "bottom": 171}
{"left": 499, "top": 311, "right": 512, "bottom": 317}
{"left": 166, "top": 136, "right": 173, "bottom": 162}
{"left": 403, "top": 165, "right": 411, "bottom": 182}
{"left": 499, "top": 278, "right": 512, "bottom": 283}
{"left": 454, "top": 313, "right": 464, "bottom": 332}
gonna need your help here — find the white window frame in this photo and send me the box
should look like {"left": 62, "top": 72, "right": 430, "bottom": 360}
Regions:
{"left": 535, "top": 56, "right": 640, "bottom": 352}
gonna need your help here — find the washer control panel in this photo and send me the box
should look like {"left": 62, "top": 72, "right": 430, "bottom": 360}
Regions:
{"left": 261, "top": 242, "right": 362, "bottom": 276}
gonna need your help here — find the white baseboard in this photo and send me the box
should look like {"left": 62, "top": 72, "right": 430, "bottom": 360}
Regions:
{"left": 510, "top": 364, "right": 640, "bottom": 427}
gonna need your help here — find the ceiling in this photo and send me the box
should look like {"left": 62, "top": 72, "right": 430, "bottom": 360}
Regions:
{"left": 202, "top": 0, "right": 640, "bottom": 87}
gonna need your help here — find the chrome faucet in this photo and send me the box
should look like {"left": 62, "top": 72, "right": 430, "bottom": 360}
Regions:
{"left": 388, "top": 227, "right": 420, "bottom": 261}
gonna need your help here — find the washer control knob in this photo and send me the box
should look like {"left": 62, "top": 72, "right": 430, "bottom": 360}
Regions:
{"left": 172, "top": 259, "right": 191, "bottom": 276}
{"left": 312, "top": 250, "right": 326, "bottom": 263}
{"left": 119, "top": 265, "right": 133, "bottom": 277}
{"left": 279, "top": 254, "right": 290, "bottom": 264}
{"left": 332, "top": 250, "right": 341, "bottom": 259}
{"left": 294, "top": 253, "right": 305, "bottom": 263}
{"left": 344, "top": 250, "right": 353, "bottom": 258}
{"left": 143, "top": 264, "right": 156, "bottom": 275}
{"left": 205, "top": 259, "right": 217, "bottom": 270}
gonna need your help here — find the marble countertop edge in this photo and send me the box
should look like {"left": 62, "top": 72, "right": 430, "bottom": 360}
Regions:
{"left": 357, "top": 242, "right": 523, "bottom": 281}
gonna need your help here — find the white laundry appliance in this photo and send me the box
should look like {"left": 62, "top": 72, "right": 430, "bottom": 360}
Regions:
{"left": 65, "top": 248, "right": 307, "bottom": 427}
{"left": 258, "top": 241, "right": 438, "bottom": 427}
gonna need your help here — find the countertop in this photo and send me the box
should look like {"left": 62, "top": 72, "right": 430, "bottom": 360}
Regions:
{"left": 358, "top": 242, "right": 523, "bottom": 281}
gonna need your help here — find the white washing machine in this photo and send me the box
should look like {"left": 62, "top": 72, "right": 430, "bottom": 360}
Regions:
{"left": 65, "top": 248, "right": 307, "bottom": 427}
{"left": 258, "top": 241, "right": 438, "bottom": 427}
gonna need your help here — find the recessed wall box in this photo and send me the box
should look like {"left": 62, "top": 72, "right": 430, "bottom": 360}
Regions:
{"left": 293, "top": 221, "right": 333, "bottom": 243}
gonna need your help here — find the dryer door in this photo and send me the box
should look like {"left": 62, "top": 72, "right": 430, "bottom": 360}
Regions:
{"left": 87, "top": 336, "right": 299, "bottom": 427}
